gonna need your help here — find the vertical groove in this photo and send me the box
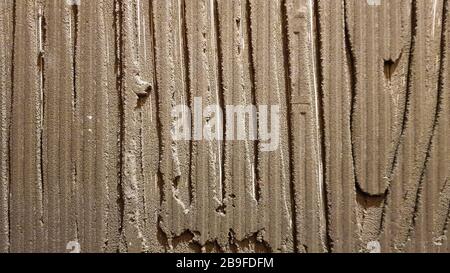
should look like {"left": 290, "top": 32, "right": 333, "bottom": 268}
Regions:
{"left": 37, "top": 3, "right": 46, "bottom": 252}
{"left": 7, "top": 0, "right": 17, "bottom": 253}
{"left": 180, "top": 0, "right": 194, "bottom": 205}
{"left": 407, "top": 0, "right": 448, "bottom": 243}
{"left": 70, "top": 0, "right": 80, "bottom": 249}
{"left": 71, "top": 4, "right": 78, "bottom": 112}
{"left": 280, "top": 0, "right": 298, "bottom": 253}
{"left": 113, "top": 0, "right": 127, "bottom": 252}
{"left": 387, "top": 0, "right": 417, "bottom": 179}
{"left": 213, "top": 0, "right": 227, "bottom": 209}
{"left": 312, "top": 0, "right": 328, "bottom": 252}
{"left": 148, "top": 0, "right": 164, "bottom": 207}
{"left": 314, "top": 0, "right": 331, "bottom": 252}
{"left": 380, "top": 0, "right": 418, "bottom": 235}
{"left": 244, "top": 0, "right": 260, "bottom": 203}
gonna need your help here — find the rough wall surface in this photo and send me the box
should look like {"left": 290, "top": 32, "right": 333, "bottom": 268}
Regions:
{"left": 0, "top": 0, "right": 448, "bottom": 253}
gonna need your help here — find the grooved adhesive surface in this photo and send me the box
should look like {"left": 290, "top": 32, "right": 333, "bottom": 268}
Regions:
{"left": 0, "top": 0, "right": 449, "bottom": 253}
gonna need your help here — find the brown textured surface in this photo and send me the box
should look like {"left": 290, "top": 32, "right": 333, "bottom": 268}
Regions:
{"left": 0, "top": 0, "right": 449, "bottom": 253}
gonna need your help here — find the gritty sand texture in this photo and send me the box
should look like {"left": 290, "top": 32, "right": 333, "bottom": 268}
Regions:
{"left": 0, "top": 0, "right": 449, "bottom": 253}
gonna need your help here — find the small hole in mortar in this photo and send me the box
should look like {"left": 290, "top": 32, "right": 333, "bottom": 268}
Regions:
{"left": 384, "top": 55, "right": 401, "bottom": 81}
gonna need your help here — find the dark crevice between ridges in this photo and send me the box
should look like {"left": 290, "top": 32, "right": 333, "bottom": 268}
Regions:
{"left": 148, "top": 0, "right": 168, "bottom": 246}
{"left": 435, "top": 178, "right": 450, "bottom": 238}
{"left": 157, "top": 226, "right": 202, "bottom": 253}
{"left": 343, "top": 0, "right": 371, "bottom": 245}
{"left": 113, "top": 0, "right": 127, "bottom": 253}
{"left": 180, "top": 0, "right": 194, "bottom": 206}
{"left": 69, "top": 0, "right": 80, "bottom": 249}
{"left": 38, "top": 3, "right": 47, "bottom": 249}
{"left": 384, "top": 56, "right": 401, "bottom": 81}
{"left": 379, "top": 0, "right": 418, "bottom": 238}
{"left": 135, "top": 0, "right": 147, "bottom": 211}
{"left": 314, "top": 0, "right": 332, "bottom": 253}
{"left": 71, "top": 3, "right": 78, "bottom": 113}
{"left": 280, "top": 0, "right": 299, "bottom": 253}
{"left": 442, "top": 180, "right": 450, "bottom": 236}
{"left": 244, "top": 0, "right": 260, "bottom": 203}
{"left": 137, "top": 111, "right": 145, "bottom": 228}
{"left": 213, "top": 0, "right": 227, "bottom": 213}
{"left": 406, "top": 0, "right": 449, "bottom": 246}
{"left": 156, "top": 215, "right": 169, "bottom": 252}
{"left": 387, "top": 0, "right": 417, "bottom": 181}
{"left": 7, "top": 0, "right": 17, "bottom": 253}
{"left": 70, "top": 3, "right": 80, "bottom": 249}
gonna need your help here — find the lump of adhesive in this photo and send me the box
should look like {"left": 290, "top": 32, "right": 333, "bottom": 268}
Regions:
{"left": 134, "top": 75, "right": 152, "bottom": 97}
